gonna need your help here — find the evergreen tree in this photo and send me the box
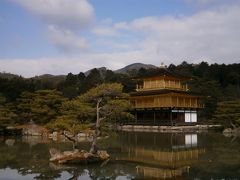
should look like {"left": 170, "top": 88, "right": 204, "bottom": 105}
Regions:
{"left": 211, "top": 99, "right": 240, "bottom": 127}
{"left": 48, "top": 83, "right": 133, "bottom": 135}
{"left": 0, "top": 94, "right": 17, "bottom": 130}
{"left": 16, "top": 90, "right": 66, "bottom": 124}
{"left": 188, "top": 78, "right": 223, "bottom": 120}
{"left": 83, "top": 69, "right": 103, "bottom": 92}
{"left": 78, "top": 83, "right": 133, "bottom": 153}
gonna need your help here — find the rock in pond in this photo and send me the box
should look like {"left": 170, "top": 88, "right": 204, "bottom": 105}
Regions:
{"left": 49, "top": 148, "right": 110, "bottom": 164}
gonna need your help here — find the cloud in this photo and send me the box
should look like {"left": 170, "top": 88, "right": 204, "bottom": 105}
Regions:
{"left": 11, "top": 0, "right": 94, "bottom": 53}
{"left": 114, "top": 22, "right": 129, "bottom": 30}
{"left": 48, "top": 25, "right": 89, "bottom": 52}
{"left": 92, "top": 27, "right": 119, "bottom": 37}
{"left": 11, "top": 0, "right": 94, "bottom": 29}
{"left": 110, "top": 4, "right": 240, "bottom": 65}
{"left": 0, "top": 57, "right": 92, "bottom": 77}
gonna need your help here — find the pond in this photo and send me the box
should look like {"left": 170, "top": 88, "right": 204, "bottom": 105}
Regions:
{"left": 0, "top": 131, "right": 239, "bottom": 179}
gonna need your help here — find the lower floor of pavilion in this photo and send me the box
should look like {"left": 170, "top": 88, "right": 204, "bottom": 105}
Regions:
{"left": 123, "top": 108, "right": 199, "bottom": 126}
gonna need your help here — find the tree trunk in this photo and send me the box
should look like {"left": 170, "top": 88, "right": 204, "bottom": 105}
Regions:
{"left": 89, "top": 98, "right": 102, "bottom": 154}
{"left": 230, "top": 120, "right": 237, "bottom": 129}
{"left": 63, "top": 131, "right": 78, "bottom": 150}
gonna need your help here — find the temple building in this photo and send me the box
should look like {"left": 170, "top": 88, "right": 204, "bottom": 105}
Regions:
{"left": 129, "top": 64, "right": 204, "bottom": 125}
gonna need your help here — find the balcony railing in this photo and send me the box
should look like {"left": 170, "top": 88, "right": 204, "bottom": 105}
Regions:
{"left": 133, "top": 101, "right": 204, "bottom": 109}
{"left": 136, "top": 84, "right": 188, "bottom": 91}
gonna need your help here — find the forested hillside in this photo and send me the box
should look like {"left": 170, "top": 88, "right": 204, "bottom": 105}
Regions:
{"left": 0, "top": 61, "right": 239, "bottom": 129}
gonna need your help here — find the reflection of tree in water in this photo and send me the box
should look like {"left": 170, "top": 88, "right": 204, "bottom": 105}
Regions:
{"left": 49, "top": 162, "right": 136, "bottom": 180}
{"left": 0, "top": 138, "right": 72, "bottom": 179}
{"left": 189, "top": 133, "right": 240, "bottom": 179}
{"left": 0, "top": 136, "right": 136, "bottom": 179}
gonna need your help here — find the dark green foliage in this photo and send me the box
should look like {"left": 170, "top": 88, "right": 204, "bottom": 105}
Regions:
{"left": 192, "top": 61, "right": 209, "bottom": 77}
{"left": 188, "top": 78, "right": 223, "bottom": 119}
{"left": 0, "top": 77, "right": 35, "bottom": 101}
{"left": 174, "top": 61, "right": 194, "bottom": 77}
{"left": 48, "top": 83, "right": 133, "bottom": 132}
{"left": 16, "top": 90, "right": 66, "bottom": 124}
{"left": 57, "top": 69, "right": 104, "bottom": 98}
{"left": 32, "top": 74, "right": 66, "bottom": 90}
{"left": 15, "top": 91, "right": 34, "bottom": 124}
{"left": 0, "top": 94, "right": 17, "bottom": 130}
{"left": 211, "top": 100, "right": 240, "bottom": 127}
{"left": 47, "top": 97, "right": 95, "bottom": 132}
{"left": 57, "top": 69, "right": 136, "bottom": 99}
{"left": 84, "top": 69, "right": 103, "bottom": 90}
{"left": 104, "top": 71, "right": 136, "bottom": 93}
{"left": 78, "top": 83, "right": 134, "bottom": 122}
{"left": 57, "top": 72, "right": 85, "bottom": 98}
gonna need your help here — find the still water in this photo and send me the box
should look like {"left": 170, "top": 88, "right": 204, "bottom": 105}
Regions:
{"left": 0, "top": 132, "right": 239, "bottom": 180}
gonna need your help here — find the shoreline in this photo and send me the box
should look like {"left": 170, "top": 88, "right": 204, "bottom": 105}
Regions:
{"left": 117, "top": 124, "right": 223, "bottom": 133}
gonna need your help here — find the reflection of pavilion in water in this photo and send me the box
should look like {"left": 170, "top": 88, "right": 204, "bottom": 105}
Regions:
{"left": 117, "top": 132, "right": 205, "bottom": 179}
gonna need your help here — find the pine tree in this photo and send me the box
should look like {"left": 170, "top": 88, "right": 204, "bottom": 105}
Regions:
{"left": 211, "top": 99, "right": 240, "bottom": 127}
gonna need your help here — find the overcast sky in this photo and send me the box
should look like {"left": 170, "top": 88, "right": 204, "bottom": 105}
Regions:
{"left": 0, "top": 0, "right": 240, "bottom": 77}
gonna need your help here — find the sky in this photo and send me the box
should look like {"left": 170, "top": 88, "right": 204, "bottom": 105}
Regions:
{"left": 0, "top": 0, "right": 240, "bottom": 77}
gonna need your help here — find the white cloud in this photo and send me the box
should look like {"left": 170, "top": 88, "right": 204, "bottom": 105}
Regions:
{"left": 114, "top": 22, "right": 128, "bottom": 30}
{"left": 11, "top": 0, "right": 94, "bottom": 53}
{"left": 0, "top": 57, "right": 91, "bottom": 77}
{"left": 92, "top": 27, "right": 119, "bottom": 37}
{"left": 12, "top": 0, "right": 94, "bottom": 29}
{"left": 48, "top": 25, "right": 89, "bottom": 52}
{"left": 111, "top": 4, "right": 240, "bottom": 65}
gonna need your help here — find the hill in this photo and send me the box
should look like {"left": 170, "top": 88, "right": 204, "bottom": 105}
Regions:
{"left": 0, "top": 72, "right": 21, "bottom": 79}
{"left": 32, "top": 74, "right": 66, "bottom": 81}
{"left": 115, "top": 63, "right": 157, "bottom": 74}
{"left": 31, "top": 74, "right": 66, "bottom": 88}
